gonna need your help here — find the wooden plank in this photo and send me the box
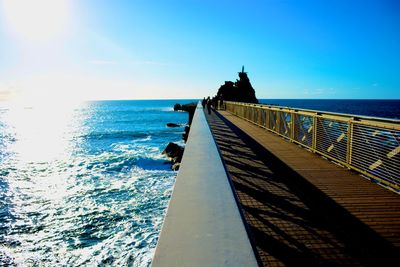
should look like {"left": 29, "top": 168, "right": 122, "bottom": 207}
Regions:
{"left": 207, "top": 110, "right": 400, "bottom": 266}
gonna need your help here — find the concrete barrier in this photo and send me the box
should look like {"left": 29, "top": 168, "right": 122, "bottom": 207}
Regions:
{"left": 151, "top": 103, "right": 258, "bottom": 267}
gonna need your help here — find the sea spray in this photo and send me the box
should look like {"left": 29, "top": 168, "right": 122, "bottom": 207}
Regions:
{"left": 0, "top": 100, "right": 193, "bottom": 266}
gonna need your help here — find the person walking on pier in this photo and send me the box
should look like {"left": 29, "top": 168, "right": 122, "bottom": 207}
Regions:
{"left": 206, "top": 97, "right": 211, "bottom": 115}
{"left": 219, "top": 95, "right": 224, "bottom": 110}
{"left": 202, "top": 97, "right": 206, "bottom": 109}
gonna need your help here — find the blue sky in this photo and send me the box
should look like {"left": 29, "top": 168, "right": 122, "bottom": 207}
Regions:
{"left": 0, "top": 0, "right": 399, "bottom": 101}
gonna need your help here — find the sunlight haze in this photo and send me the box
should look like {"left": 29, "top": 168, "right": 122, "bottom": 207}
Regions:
{"left": 0, "top": 0, "right": 399, "bottom": 102}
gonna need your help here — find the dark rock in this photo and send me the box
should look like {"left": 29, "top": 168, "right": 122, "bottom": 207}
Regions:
{"left": 162, "top": 142, "right": 184, "bottom": 163}
{"left": 172, "top": 163, "right": 180, "bottom": 171}
{"left": 182, "top": 103, "right": 196, "bottom": 125}
{"left": 173, "top": 102, "right": 196, "bottom": 125}
{"left": 163, "top": 103, "right": 194, "bottom": 170}
{"left": 166, "top": 123, "right": 180, "bottom": 128}
{"left": 172, "top": 102, "right": 196, "bottom": 147}
{"left": 172, "top": 156, "right": 181, "bottom": 164}
{"left": 216, "top": 66, "right": 258, "bottom": 104}
{"left": 173, "top": 104, "right": 182, "bottom": 111}
{"left": 182, "top": 126, "right": 190, "bottom": 142}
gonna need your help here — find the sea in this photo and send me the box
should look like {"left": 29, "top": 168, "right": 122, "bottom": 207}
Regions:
{"left": 0, "top": 100, "right": 190, "bottom": 266}
{"left": 0, "top": 99, "right": 399, "bottom": 266}
{"left": 259, "top": 99, "right": 400, "bottom": 120}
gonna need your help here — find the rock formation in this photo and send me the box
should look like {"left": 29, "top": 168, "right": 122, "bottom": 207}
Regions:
{"left": 166, "top": 123, "right": 180, "bottom": 128}
{"left": 174, "top": 102, "right": 196, "bottom": 125}
{"left": 162, "top": 142, "right": 184, "bottom": 171}
{"left": 163, "top": 102, "right": 196, "bottom": 171}
{"left": 182, "top": 126, "right": 190, "bottom": 142}
{"left": 216, "top": 66, "right": 258, "bottom": 104}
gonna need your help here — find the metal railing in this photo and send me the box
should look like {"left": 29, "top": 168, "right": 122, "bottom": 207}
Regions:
{"left": 224, "top": 101, "right": 400, "bottom": 191}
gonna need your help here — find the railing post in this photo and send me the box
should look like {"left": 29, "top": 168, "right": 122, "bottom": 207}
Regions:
{"left": 347, "top": 120, "right": 353, "bottom": 165}
{"left": 312, "top": 116, "right": 318, "bottom": 152}
{"left": 290, "top": 112, "right": 295, "bottom": 140}
{"left": 255, "top": 107, "right": 259, "bottom": 125}
{"left": 276, "top": 110, "right": 281, "bottom": 134}
{"left": 263, "top": 109, "right": 267, "bottom": 128}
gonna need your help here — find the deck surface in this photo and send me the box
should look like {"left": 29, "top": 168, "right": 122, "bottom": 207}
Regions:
{"left": 205, "top": 109, "right": 400, "bottom": 266}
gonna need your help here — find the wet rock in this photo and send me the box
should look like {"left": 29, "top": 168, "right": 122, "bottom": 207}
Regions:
{"left": 173, "top": 102, "right": 196, "bottom": 125}
{"left": 166, "top": 123, "right": 180, "bottom": 128}
{"left": 162, "top": 142, "right": 184, "bottom": 164}
{"left": 163, "top": 102, "right": 196, "bottom": 170}
{"left": 182, "top": 126, "right": 190, "bottom": 142}
{"left": 172, "top": 163, "right": 180, "bottom": 171}
{"left": 173, "top": 103, "right": 182, "bottom": 111}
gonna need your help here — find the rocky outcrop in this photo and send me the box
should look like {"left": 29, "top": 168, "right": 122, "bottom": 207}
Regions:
{"left": 171, "top": 162, "right": 180, "bottom": 171}
{"left": 174, "top": 102, "right": 196, "bottom": 125}
{"left": 172, "top": 102, "right": 196, "bottom": 143}
{"left": 166, "top": 123, "right": 180, "bottom": 128}
{"left": 163, "top": 142, "right": 184, "bottom": 170}
{"left": 173, "top": 103, "right": 182, "bottom": 110}
{"left": 182, "top": 126, "right": 190, "bottom": 142}
{"left": 163, "top": 102, "right": 196, "bottom": 171}
{"left": 216, "top": 66, "right": 258, "bottom": 104}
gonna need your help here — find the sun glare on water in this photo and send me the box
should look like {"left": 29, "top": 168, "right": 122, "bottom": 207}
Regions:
{"left": 4, "top": 101, "right": 87, "bottom": 163}
{"left": 2, "top": 0, "right": 69, "bottom": 42}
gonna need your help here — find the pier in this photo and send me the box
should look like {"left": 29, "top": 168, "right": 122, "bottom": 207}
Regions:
{"left": 153, "top": 102, "right": 400, "bottom": 266}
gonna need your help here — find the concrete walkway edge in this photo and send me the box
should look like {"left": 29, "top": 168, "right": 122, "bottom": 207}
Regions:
{"left": 151, "top": 104, "right": 258, "bottom": 267}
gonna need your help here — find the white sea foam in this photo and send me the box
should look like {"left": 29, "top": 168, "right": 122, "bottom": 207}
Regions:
{"left": 0, "top": 100, "right": 187, "bottom": 266}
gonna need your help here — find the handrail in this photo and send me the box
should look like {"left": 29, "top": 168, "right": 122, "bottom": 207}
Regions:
{"left": 224, "top": 101, "right": 400, "bottom": 191}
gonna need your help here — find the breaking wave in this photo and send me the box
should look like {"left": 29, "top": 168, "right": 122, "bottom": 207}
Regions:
{"left": 0, "top": 100, "right": 192, "bottom": 266}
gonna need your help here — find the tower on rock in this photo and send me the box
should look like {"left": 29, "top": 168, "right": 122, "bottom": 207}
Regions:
{"left": 216, "top": 66, "right": 258, "bottom": 103}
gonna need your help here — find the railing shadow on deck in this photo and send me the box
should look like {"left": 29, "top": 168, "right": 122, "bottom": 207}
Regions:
{"left": 224, "top": 101, "right": 400, "bottom": 192}
{"left": 209, "top": 110, "right": 399, "bottom": 266}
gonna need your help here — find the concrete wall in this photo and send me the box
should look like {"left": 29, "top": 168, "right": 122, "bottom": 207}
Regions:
{"left": 151, "top": 103, "right": 258, "bottom": 267}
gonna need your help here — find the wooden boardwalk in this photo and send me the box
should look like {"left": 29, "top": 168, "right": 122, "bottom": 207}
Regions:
{"left": 205, "top": 109, "right": 400, "bottom": 266}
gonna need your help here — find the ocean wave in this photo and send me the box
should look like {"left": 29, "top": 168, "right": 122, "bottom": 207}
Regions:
{"left": 78, "top": 131, "right": 151, "bottom": 141}
{"left": 143, "top": 107, "right": 174, "bottom": 112}
{"left": 0, "top": 157, "right": 175, "bottom": 266}
{"left": 77, "top": 131, "right": 181, "bottom": 143}
{"left": 0, "top": 100, "right": 186, "bottom": 266}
